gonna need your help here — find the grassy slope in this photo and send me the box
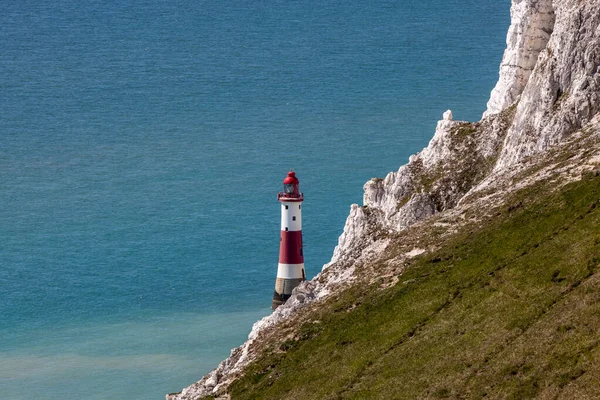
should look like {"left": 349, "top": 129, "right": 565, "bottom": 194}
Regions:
{"left": 227, "top": 173, "right": 600, "bottom": 399}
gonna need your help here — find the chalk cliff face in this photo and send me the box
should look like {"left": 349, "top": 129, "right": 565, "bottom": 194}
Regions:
{"left": 483, "top": 0, "right": 555, "bottom": 118}
{"left": 495, "top": 0, "right": 600, "bottom": 169}
{"left": 167, "top": 0, "right": 600, "bottom": 398}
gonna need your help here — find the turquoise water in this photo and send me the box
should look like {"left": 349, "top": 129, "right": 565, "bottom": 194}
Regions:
{"left": 1, "top": 1, "right": 509, "bottom": 398}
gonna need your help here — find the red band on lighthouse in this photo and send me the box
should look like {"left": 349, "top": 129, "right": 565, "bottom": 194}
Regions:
{"left": 279, "top": 231, "right": 303, "bottom": 264}
{"left": 272, "top": 171, "right": 306, "bottom": 310}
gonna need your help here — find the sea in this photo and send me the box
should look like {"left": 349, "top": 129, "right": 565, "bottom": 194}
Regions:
{"left": 0, "top": 1, "right": 510, "bottom": 398}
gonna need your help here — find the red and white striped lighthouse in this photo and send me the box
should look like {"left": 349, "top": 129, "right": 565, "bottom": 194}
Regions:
{"left": 272, "top": 171, "right": 306, "bottom": 310}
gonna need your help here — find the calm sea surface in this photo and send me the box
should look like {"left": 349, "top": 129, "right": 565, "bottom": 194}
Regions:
{"left": 1, "top": 1, "right": 509, "bottom": 398}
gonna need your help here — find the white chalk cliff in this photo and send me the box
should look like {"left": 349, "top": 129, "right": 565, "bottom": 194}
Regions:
{"left": 484, "top": 0, "right": 555, "bottom": 118}
{"left": 167, "top": 0, "right": 600, "bottom": 398}
{"left": 494, "top": 0, "right": 600, "bottom": 169}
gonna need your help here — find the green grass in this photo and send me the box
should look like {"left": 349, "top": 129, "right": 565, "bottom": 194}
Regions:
{"left": 227, "top": 174, "right": 600, "bottom": 399}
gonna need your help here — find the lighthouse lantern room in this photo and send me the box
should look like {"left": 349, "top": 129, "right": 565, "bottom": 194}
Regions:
{"left": 272, "top": 171, "right": 306, "bottom": 310}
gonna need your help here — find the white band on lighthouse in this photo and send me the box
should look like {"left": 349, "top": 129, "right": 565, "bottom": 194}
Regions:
{"left": 281, "top": 202, "right": 302, "bottom": 231}
{"left": 276, "top": 263, "right": 305, "bottom": 279}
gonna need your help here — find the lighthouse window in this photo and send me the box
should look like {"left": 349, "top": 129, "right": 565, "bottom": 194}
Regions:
{"left": 299, "top": 205, "right": 301, "bottom": 209}
{"left": 292, "top": 216, "right": 296, "bottom": 221}
{"left": 285, "top": 205, "right": 288, "bottom": 210}
{"left": 284, "top": 184, "right": 294, "bottom": 193}
{"left": 285, "top": 227, "right": 288, "bottom": 231}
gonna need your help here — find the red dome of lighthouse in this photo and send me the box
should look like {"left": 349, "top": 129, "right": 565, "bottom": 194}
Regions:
{"left": 283, "top": 171, "right": 299, "bottom": 184}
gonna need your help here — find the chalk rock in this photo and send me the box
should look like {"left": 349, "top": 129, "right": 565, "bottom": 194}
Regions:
{"left": 331, "top": 111, "right": 509, "bottom": 264}
{"left": 483, "top": 0, "right": 555, "bottom": 118}
{"left": 495, "top": 0, "right": 600, "bottom": 169}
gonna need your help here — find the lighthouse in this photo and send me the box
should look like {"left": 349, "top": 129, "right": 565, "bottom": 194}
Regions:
{"left": 272, "top": 171, "right": 306, "bottom": 310}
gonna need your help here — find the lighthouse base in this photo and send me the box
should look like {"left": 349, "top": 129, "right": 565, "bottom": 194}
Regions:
{"left": 272, "top": 277, "right": 305, "bottom": 310}
{"left": 271, "top": 292, "right": 291, "bottom": 310}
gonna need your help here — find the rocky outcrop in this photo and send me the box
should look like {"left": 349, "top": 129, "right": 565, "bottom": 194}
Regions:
{"left": 331, "top": 108, "right": 511, "bottom": 265}
{"left": 167, "top": 1, "right": 600, "bottom": 398}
